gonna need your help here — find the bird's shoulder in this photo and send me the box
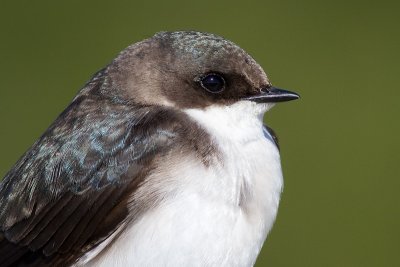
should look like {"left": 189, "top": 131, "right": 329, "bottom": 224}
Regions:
{"left": 0, "top": 83, "right": 214, "bottom": 266}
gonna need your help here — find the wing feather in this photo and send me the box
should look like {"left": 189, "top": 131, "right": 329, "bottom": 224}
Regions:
{"left": 0, "top": 76, "right": 180, "bottom": 266}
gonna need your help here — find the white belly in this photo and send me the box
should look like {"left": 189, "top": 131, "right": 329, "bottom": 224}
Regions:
{"left": 81, "top": 101, "right": 283, "bottom": 267}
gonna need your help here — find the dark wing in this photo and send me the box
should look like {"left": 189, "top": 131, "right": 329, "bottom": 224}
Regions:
{"left": 263, "top": 124, "right": 280, "bottom": 150}
{"left": 0, "top": 79, "right": 179, "bottom": 266}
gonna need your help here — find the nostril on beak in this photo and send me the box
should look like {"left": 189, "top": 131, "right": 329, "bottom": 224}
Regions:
{"left": 261, "top": 87, "right": 271, "bottom": 94}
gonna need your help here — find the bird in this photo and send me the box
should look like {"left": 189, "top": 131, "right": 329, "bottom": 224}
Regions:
{"left": 0, "top": 31, "right": 299, "bottom": 267}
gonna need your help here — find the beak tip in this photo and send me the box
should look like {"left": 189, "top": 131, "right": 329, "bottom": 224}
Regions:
{"left": 291, "top": 92, "right": 301, "bottom": 100}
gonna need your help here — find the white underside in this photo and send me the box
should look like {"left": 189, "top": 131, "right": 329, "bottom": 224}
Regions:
{"left": 78, "top": 101, "right": 283, "bottom": 267}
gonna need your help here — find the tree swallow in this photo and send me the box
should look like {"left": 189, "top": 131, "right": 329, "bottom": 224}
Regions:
{"left": 0, "top": 31, "right": 299, "bottom": 266}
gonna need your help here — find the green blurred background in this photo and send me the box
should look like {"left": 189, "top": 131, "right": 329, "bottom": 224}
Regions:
{"left": 1, "top": 0, "right": 399, "bottom": 266}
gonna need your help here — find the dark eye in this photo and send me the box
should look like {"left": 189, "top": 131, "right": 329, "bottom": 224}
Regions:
{"left": 200, "top": 73, "right": 225, "bottom": 93}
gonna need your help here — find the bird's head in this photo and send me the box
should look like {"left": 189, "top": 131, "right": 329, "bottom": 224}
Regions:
{"left": 97, "top": 31, "right": 299, "bottom": 113}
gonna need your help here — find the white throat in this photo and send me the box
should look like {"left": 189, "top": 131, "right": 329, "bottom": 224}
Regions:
{"left": 186, "top": 101, "right": 275, "bottom": 141}
{"left": 184, "top": 100, "right": 282, "bottom": 215}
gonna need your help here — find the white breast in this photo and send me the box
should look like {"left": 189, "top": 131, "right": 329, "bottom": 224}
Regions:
{"left": 81, "top": 101, "right": 283, "bottom": 267}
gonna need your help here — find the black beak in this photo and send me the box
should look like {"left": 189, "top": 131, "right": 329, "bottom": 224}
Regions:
{"left": 243, "top": 87, "right": 300, "bottom": 103}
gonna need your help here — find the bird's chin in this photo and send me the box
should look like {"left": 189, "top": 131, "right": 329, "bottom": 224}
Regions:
{"left": 258, "top": 102, "right": 275, "bottom": 112}
{"left": 238, "top": 100, "right": 275, "bottom": 115}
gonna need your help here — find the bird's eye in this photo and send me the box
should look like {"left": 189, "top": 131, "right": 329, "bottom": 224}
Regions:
{"left": 200, "top": 74, "right": 225, "bottom": 93}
